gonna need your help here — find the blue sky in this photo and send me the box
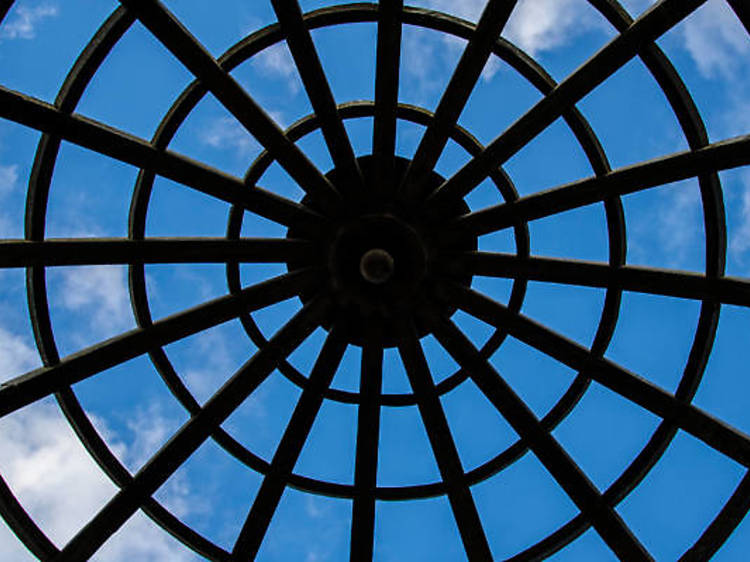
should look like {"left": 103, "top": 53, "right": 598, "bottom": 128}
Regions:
{"left": 0, "top": 0, "right": 749, "bottom": 560}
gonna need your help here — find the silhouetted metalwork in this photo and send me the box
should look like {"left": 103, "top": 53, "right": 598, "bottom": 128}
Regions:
{"left": 0, "top": 0, "right": 749, "bottom": 560}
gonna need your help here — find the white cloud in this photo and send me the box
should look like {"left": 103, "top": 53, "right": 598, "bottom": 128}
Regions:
{"left": 417, "top": 0, "right": 485, "bottom": 21}
{"left": 0, "top": 164, "right": 18, "bottom": 196}
{"left": 252, "top": 43, "right": 301, "bottom": 94}
{"left": 400, "top": 29, "right": 459, "bottom": 98}
{"left": 681, "top": 0, "right": 750, "bottom": 79}
{"left": 57, "top": 265, "right": 132, "bottom": 340}
{"left": 201, "top": 116, "right": 260, "bottom": 158}
{"left": 304, "top": 495, "right": 326, "bottom": 519}
{"left": 655, "top": 182, "right": 703, "bottom": 267}
{"left": 399, "top": 0, "right": 603, "bottom": 97}
{"left": 0, "top": 402, "right": 121, "bottom": 547}
{"left": 417, "top": 0, "right": 597, "bottom": 57}
{"left": 0, "top": 3, "right": 58, "bottom": 40}
{"left": 729, "top": 170, "right": 750, "bottom": 269}
{"left": 628, "top": 180, "right": 704, "bottom": 270}
{"left": 0, "top": 164, "right": 20, "bottom": 237}
{"left": 181, "top": 326, "right": 248, "bottom": 405}
{"left": 116, "top": 403, "right": 200, "bottom": 523}
{"left": 121, "top": 402, "right": 183, "bottom": 471}
{"left": 0, "top": 325, "right": 40, "bottom": 382}
{"left": 94, "top": 510, "right": 199, "bottom": 562}
{"left": 0, "top": 401, "right": 199, "bottom": 560}
{"left": 505, "top": 0, "right": 598, "bottom": 56}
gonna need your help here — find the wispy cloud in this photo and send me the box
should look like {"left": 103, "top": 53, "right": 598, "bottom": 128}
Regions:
{"left": 0, "top": 163, "right": 20, "bottom": 237}
{"left": 680, "top": 0, "right": 749, "bottom": 80}
{"left": 252, "top": 43, "right": 301, "bottom": 94}
{"left": 628, "top": 180, "right": 704, "bottom": 271}
{"left": 57, "top": 265, "right": 132, "bottom": 340}
{"left": 117, "top": 401, "right": 201, "bottom": 522}
{"left": 504, "top": 0, "right": 598, "bottom": 56}
{"left": 200, "top": 116, "right": 260, "bottom": 158}
{"left": 730, "top": 170, "right": 750, "bottom": 271}
{"left": 0, "top": 324, "right": 39, "bottom": 382}
{"left": 0, "top": 3, "right": 58, "bottom": 40}
{"left": 670, "top": 0, "right": 750, "bottom": 271}
{"left": 400, "top": 29, "right": 457, "bottom": 98}
{"left": 122, "top": 402, "right": 182, "bottom": 471}
{"left": 418, "top": 0, "right": 598, "bottom": 57}
{"left": 401, "top": 0, "right": 601, "bottom": 96}
{"left": 654, "top": 182, "right": 703, "bottom": 268}
{"left": 181, "top": 325, "right": 246, "bottom": 404}
{"left": 417, "top": 0, "right": 484, "bottom": 22}
{"left": 0, "top": 401, "right": 198, "bottom": 560}
{"left": 0, "top": 164, "right": 18, "bottom": 195}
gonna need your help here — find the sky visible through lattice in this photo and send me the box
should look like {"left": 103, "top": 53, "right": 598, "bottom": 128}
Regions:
{"left": 0, "top": 0, "right": 749, "bottom": 560}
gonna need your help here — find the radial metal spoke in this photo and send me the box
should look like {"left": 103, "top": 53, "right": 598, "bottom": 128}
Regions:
{"left": 232, "top": 328, "right": 347, "bottom": 558}
{"left": 0, "top": 86, "right": 322, "bottom": 229}
{"left": 118, "top": 0, "right": 342, "bottom": 211}
{"left": 56, "top": 297, "right": 330, "bottom": 561}
{"left": 350, "top": 325, "right": 384, "bottom": 562}
{"left": 455, "top": 134, "right": 750, "bottom": 235}
{"left": 0, "top": 269, "right": 321, "bottom": 418}
{"left": 396, "top": 320, "right": 493, "bottom": 561}
{"left": 426, "top": 0, "right": 709, "bottom": 207}
{"left": 372, "top": 0, "right": 403, "bottom": 196}
{"left": 403, "top": 0, "right": 518, "bottom": 200}
{"left": 271, "top": 0, "right": 363, "bottom": 196}
{"left": 0, "top": 237, "right": 315, "bottom": 268}
{"left": 432, "top": 319, "right": 652, "bottom": 560}
{"left": 446, "top": 284, "right": 750, "bottom": 469}
{"left": 454, "top": 252, "right": 750, "bottom": 307}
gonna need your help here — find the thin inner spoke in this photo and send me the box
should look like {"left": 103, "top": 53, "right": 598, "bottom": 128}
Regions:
{"left": 0, "top": 238, "right": 315, "bottom": 268}
{"left": 402, "top": 0, "right": 518, "bottom": 200}
{"left": 271, "top": 0, "right": 364, "bottom": 196}
{"left": 396, "top": 319, "right": 493, "bottom": 561}
{"left": 232, "top": 328, "right": 347, "bottom": 558}
{"left": 426, "top": 0, "right": 709, "bottom": 207}
{"left": 350, "top": 324, "right": 384, "bottom": 562}
{"left": 432, "top": 318, "right": 652, "bottom": 560}
{"left": 445, "top": 284, "right": 750, "bottom": 469}
{"left": 56, "top": 297, "right": 330, "bottom": 561}
{"left": 118, "top": 0, "right": 343, "bottom": 211}
{"left": 453, "top": 252, "right": 750, "bottom": 307}
{"left": 455, "top": 134, "right": 750, "bottom": 236}
{"left": 372, "top": 0, "right": 403, "bottom": 197}
{"left": 0, "top": 86, "right": 322, "bottom": 230}
{"left": 0, "top": 269, "right": 321, "bottom": 418}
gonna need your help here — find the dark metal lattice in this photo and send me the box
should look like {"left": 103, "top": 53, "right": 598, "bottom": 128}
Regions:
{"left": 0, "top": 0, "right": 749, "bottom": 559}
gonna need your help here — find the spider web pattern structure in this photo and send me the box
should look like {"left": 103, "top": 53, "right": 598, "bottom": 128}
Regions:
{"left": 0, "top": 0, "right": 750, "bottom": 560}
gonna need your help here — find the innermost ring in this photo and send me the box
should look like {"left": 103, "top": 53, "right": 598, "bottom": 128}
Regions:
{"left": 360, "top": 248, "right": 395, "bottom": 284}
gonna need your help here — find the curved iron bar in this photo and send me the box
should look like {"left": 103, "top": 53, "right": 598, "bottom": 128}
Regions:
{"left": 0, "top": 0, "right": 747, "bottom": 560}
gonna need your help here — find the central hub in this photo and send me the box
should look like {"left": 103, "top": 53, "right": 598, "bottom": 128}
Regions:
{"left": 286, "top": 154, "right": 477, "bottom": 347}
{"left": 360, "top": 249, "right": 394, "bottom": 284}
{"left": 329, "top": 213, "right": 427, "bottom": 301}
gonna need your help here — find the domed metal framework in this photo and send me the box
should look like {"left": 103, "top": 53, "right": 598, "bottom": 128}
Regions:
{"left": 1, "top": 0, "right": 750, "bottom": 559}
